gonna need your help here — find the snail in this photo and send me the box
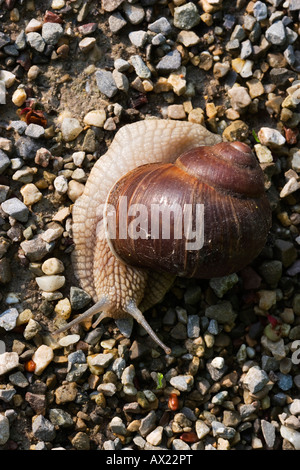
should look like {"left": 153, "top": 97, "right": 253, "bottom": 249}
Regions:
{"left": 54, "top": 119, "right": 272, "bottom": 354}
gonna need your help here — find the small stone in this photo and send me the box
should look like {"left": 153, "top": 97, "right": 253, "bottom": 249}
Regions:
{"left": 61, "top": 118, "right": 83, "bottom": 142}
{"left": 12, "top": 88, "right": 27, "bottom": 107}
{"left": 0, "top": 70, "right": 16, "bottom": 88}
{"left": 55, "top": 382, "right": 77, "bottom": 404}
{"left": 146, "top": 426, "right": 163, "bottom": 446}
{"left": 20, "top": 183, "right": 42, "bottom": 206}
{"left": 280, "top": 426, "right": 300, "bottom": 450}
{"left": 70, "top": 286, "right": 91, "bottom": 310}
{"left": 1, "top": 197, "right": 29, "bottom": 222}
{"left": 36, "top": 275, "right": 65, "bottom": 292}
{"left": 149, "top": 17, "right": 172, "bottom": 35}
{"left": 228, "top": 86, "right": 252, "bottom": 111}
{"left": 209, "top": 273, "right": 239, "bottom": 298}
{"left": 79, "top": 37, "right": 96, "bottom": 52}
{"left": 174, "top": 2, "right": 201, "bottom": 30}
{"left": 67, "top": 180, "right": 84, "bottom": 202}
{"left": 114, "top": 58, "right": 130, "bottom": 72}
{"left": 42, "top": 258, "right": 64, "bottom": 275}
{"left": 195, "top": 420, "right": 210, "bottom": 439}
{"left": 0, "top": 415, "right": 10, "bottom": 446}
{"left": 108, "top": 12, "right": 127, "bottom": 33}
{"left": 54, "top": 175, "right": 68, "bottom": 194}
{"left": 129, "top": 30, "right": 148, "bottom": 48}
{"left": 258, "top": 127, "right": 286, "bottom": 147}
{"left": 169, "top": 374, "right": 194, "bottom": 392}
{"left": 0, "top": 352, "right": 19, "bottom": 376}
{"left": 71, "top": 432, "right": 90, "bottom": 450}
{"left": 187, "top": 315, "right": 200, "bottom": 338}
{"left": 130, "top": 55, "right": 151, "bottom": 79}
{"left": 32, "top": 415, "right": 56, "bottom": 442}
{"left": 42, "top": 22, "right": 63, "bottom": 45}
{"left": 35, "top": 148, "right": 51, "bottom": 167}
{"left": 112, "top": 70, "right": 129, "bottom": 92}
{"left": 54, "top": 298, "right": 71, "bottom": 319}
{"left": 243, "top": 365, "right": 269, "bottom": 393}
{"left": 123, "top": 2, "right": 145, "bottom": 25}
{"left": 156, "top": 49, "right": 182, "bottom": 73}
{"left": 109, "top": 416, "right": 127, "bottom": 435}
{"left": 212, "top": 421, "right": 236, "bottom": 440}
{"left": 0, "top": 81, "right": 5, "bottom": 105}
{"left": 26, "top": 32, "right": 45, "bottom": 52}
{"left": 139, "top": 410, "right": 157, "bottom": 437}
{"left": 89, "top": 353, "right": 114, "bottom": 368}
{"left": 265, "top": 21, "right": 286, "bottom": 46}
{"left": 167, "top": 104, "right": 186, "bottom": 120}
{"left": 213, "top": 61, "right": 230, "bottom": 78}
{"left": 0, "top": 150, "right": 10, "bottom": 175}
{"left": 253, "top": 1, "right": 268, "bottom": 20}
{"left": 58, "top": 334, "right": 80, "bottom": 347}
{"left": 246, "top": 78, "right": 265, "bottom": 98}
{"left": 261, "top": 420, "right": 276, "bottom": 448}
{"left": 211, "top": 356, "right": 225, "bottom": 369}
{"left": 95, "top": 69, "right": 118, "bottom": 98}
{"left": 205, "top": 301, "right": 236, "bottom": 324}
{"left": 23, "top": 319, "right": 42, "bottom": 340}
{"left": 49, "top": 409, "right": 73, "bottom": 428}
{"left": 0, "top": 308, "right": 18, "bottom": 331}
{"left": 31, "top": 345, "right": 54, "bottom": 376}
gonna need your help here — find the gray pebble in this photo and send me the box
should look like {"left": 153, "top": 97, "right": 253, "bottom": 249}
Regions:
{"left": 0, "top": 308, "right": 19, "bottom": 331}
{"left": 0, "top": 415, "right": 10, "bottom": 446}
{"left": 253, "top": 1, "right": 268, "bottom": 21}
{"left": 152, "top": 33, "right": 166, "bottom": 46}
{"left": 84, "top": 327, "right": 103, "bottom": 345}
{"left": 0, "top": 33, "right": 10, "bottom": 49}
{"left": 42, "top": 22, "right": 63, "bottom": 45}
{"left": 139, "top": 410, "right": 156, "bottom": 437}
{"left": 265, "top": 21, "right": 286, "bottom": 46}
{"left": 243, "top": 366, "right": 269, "bottom": 393}
{"left": 49, "top": 409, "right": 73, "bottom": 428}
{"left": 240, "top": 39, "right": 253, "bottom": 59}
{"left": 123, "top": 2, "right": 145, "bottom": 25}
{"left": 129, "top": 30, "right": 148, "bottom": 48}
{"left": 32, "top": 415, "right": 56, "bottom": 441}
{"left": 169, "top": 374, "right": 194, "bottom": 392}
{"left": 25, "top": 123, "right": 45, "bottom": 139}
{"left": 130, "top": 55, "right": 151, "bottom": 79}
{"left": 230, "top": 24, "right": 246, "bottom": 42}
{"left": 0, "top": 150, "right": 10, "bottom": 175}
{"left": 8, "top": 120, "right": 27, "bottom": 135}
{"left": 209, "top": 273, "right": 239, "bottom": 298}
{"left": 8, "top": 371, "right": 29, "bottom": 388}
{"left": 109, "top": 416, "right": 126, "bottom": 435}
{"left": 0, "top": 81, "right": 5, "bottom": 105}
{"left": 95, "top": 69, "right": 118, "bottom": 98}
{"left": 114, "top": 58, "right": 130, "bottom": 72}
{"left": 205, "top": 301, "right": 236, "bottom": 324}
{"left": 261, "top": 419, "right": 276, "bottom": 448}
{"left": 1, "top": 198, "right": 29, "bottom": 222}
{"left": 284, "top": 45, "right": 296, "bottom": 66}
{"left": 148, "top": 17, "right": 172, "bottom": 35}
{"left": 115, "top": 317, "right": 133, "bottom": 337}
{"left": 173, "top": 2, "right": 200, "bottom": 30}
{"left": 156, "top": 49, "right": 182, "bottom": 73}
{"left": 206, "top": 358, "right": 228, "bottom": 381}
{"left": 70, "top": 286, "right": 91, "bottom": 310}
{"left": 67, "top": 350, "right": 86, "bottom": 369}
{"left": 15, "top": 136, "right": 39, "bottom": 160}
{"left": 172, "top": 439, "right": 190, "bottom": 450}
{"left": 20, "top": 236, "right": 53, "bottom": 261}
{"left": 289, "top": 0, "right": 300, "bottom": 10}
{"left": 187, "top": 315, "right": 200, "bottom": 338}
{"left": 277, "top": 372, "right": 293, "bottom": 391}
{"left": 15, "top": 30, "right": 26, "bottom": 50}
{"left": 26, "top": 32, "right": 45, "bottom": 53}
{"left": 108, "top": 12, "right": 127, "bottom": 33}
{"left": 0, "top": 388, "right": 16, "bottom": 403}
{"left": 212, "top": 421, "right": 236, "bottom": 439}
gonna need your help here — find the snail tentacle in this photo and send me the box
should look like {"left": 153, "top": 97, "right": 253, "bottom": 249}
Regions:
{"left": 53, "top": 297, "right": 110, "bottom": 335}
{"left": 124, "top": 300, "right": 171, "bottom": 355}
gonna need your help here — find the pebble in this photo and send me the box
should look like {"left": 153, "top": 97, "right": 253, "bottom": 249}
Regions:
{"left": 156, "top": 50, "right": 182, "bottom": 74}
{"left": 280, "top": 426, "right": 300, "bottom": 450}
{"left": 167, "top": 104, "right": 186, "bottom": 120}
{"left": 173, "top": 2, "right": 201, "bottom": 30}
{"left": 108, "top": 12, "right": 127, "bottom": 33}
{"left": 12, "top": 88, "right": 27, "bottom": 107}
{"left": 95, "top": 69, "right": 118, "bottom": 98}
{"left": 169, "top": 374, "right": 194, "bottom": 392}
{"left": 58, "top": 335, "right": 80, "bottom": 347}
{"left": 146, "top": 426, "right": 163, "bottom": 446}
{"left": 42, "top": 22, "right": 63, "bottom": 45}
{"left": 49, "top": 408, "right": 73, "bottom": 428}
{"left": 129, "top": 30, "right": 148, "bottom": 48}
{"left": 261, "top": 420, "right": 276, "bottom": 448}
{"left": 209, "top": 273, "right": 239, "bottom": 298}
{"left": 0, "top": 352, "right": 19, "bottom": 376}
{"left": 130, "top": 55, "right": 151, "bottom": 79}
{"left": 0, "top": 415, "right": 10, "bottom": 446}
{"left": 25, "top": 123, "right": 45, "bottom": 139}
{"left": 1, "top": 197, "right": 29, "bottom": 222}
{"left": 35, "top": 275, "right": 65, "bottom": 292}
{"left": 42, "top": 258, "right": 64, "bottom": 275}
{"left": 32, "top": 415, "right": 56, "bottom": 441}
{"left": 0, "top": 308, "right": 19, "bottom": 331}
{"left": 61, "top": 118, "right": 83, "bottom": 142}
{"left": 243, "top": 366, "right": 269, "bottom": 393}
{"left": 123, "top": 2, "right": 144, "bottom": 25}
{"left": 79, "top": 37, "right": 96, "bottom": 52}
{"left": 265, "top": 21, "right": 286, "bottom": 46}
{"left": 26, "top": 32, "right": 45, "bottom": 52}
{"left": 0, "top": 150, "right": 10, "bottom": 174}
{"left": 20, "top": 183, "right": 43, "bottom": 206}
{"left": 228, "top": 85, "right": 252, "bottom": 111}
{"left": 258, "top": 127, "right": 286, "bottom": 147}
{"left": 205, "top": 301, "right": 236, "bottom": 325}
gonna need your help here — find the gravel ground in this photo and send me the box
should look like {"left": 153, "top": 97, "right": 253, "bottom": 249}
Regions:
{"left": 1, "top": 0, "right": 300, "bottom": 452}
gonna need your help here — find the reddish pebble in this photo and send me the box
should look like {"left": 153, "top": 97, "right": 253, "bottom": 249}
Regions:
{"left": 284, "top": 127, "right": 299, "bottom": 145}
{"left": 180, "top": 432, "right": 199, "bottom": 443}
{"left": 168, "top": 393, "right": 179, "bottom": 411}
{"left": 44, "top": 10, "right": 63, "bottom": 23}
{"left": 25, "top": 359, "right": 36, "bottom": 372}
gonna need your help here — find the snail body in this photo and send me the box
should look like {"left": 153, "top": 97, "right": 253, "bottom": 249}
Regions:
{"left": 54, "top": 120, "right": 272, "bottom": 354}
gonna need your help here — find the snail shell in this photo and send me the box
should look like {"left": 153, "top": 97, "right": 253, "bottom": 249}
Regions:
{"left": 54, "top": 120, "right": 271, "bottom": 354}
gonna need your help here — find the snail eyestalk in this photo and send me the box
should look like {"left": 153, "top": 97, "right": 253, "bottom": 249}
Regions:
{"left": 125, "top": 301, "right": 172, "bottom": 355}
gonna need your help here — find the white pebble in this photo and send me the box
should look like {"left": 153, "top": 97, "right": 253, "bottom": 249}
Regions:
{"left": 83, "top": 109, "right": 106, "bottom": 127}
{"left": 211, "top": 356, "right": 225, "bottom": 369}
{"left": 42, "top": 258, "right": 65, "bottom": 275}
{"left": 280, "top": 425, "right": 300, "bottom": 450}
{"left": 61, "top": 118, "right": 83, "bottom": 142}
{"left": 35, "top": 275, "right": 65, "bottom": 292}
{"left": 58, "top": 334, "right": 80, "bottom": 347}
{"left": 31, "top": 344, "right": 54, "bottom": 376}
